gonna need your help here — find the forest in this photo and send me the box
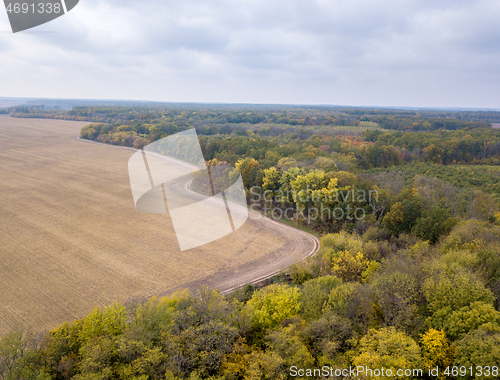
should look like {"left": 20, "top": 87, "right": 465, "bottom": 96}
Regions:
{"left": 2, "top": 105, "right": 500, "bottom": 379}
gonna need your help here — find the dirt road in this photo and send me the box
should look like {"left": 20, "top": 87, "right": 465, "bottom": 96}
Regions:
{"left": 76, "top": 136, "right": 320, "bottom": 296}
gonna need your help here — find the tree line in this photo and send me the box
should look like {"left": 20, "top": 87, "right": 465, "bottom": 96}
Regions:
{"left": 11, "top": 105, "right": 499, "bottom": 130}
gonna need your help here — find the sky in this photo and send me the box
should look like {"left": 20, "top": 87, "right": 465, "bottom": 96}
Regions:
{"left": 0, "top": 0, "right": 499, "bottom": 108}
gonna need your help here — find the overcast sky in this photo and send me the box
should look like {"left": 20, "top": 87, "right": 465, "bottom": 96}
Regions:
{"left": 1, "top": 0, "right": 499, "bottom": 108}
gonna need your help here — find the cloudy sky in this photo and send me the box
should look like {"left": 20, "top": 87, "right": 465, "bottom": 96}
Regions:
{"left": 1, "top": 0, "right": 499, "bottom": 108}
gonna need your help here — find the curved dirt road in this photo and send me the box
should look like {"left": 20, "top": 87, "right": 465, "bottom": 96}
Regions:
{"left": 76, "top": 137, "right": 320, "bottom": 296}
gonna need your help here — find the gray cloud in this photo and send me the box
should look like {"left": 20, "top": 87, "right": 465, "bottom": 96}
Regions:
{"left": 0, "top": 0, "right": 499, "bottom": 107}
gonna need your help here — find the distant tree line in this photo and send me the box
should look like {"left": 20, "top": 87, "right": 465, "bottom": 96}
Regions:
{"left": 11, "top": 105, "right": 499, "bottom": 129}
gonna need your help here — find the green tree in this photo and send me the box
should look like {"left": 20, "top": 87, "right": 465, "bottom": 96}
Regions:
{"left": 301, "top": 312, "right": 355, "bottom": 364}
{"left": 262, "top": 150, "right": 281, "bottom": 168}
{"left": 442, "top": 301, "right": 500, "bottom": 340}
{"left": 364, "top": 144, "right": 403, "bottom": 168}
{"left": 382, "top": 189, "right": 423, "bottom": 235}
{"left": 80, "top": 126, "right": 98, "bottom": 140}
{"left": 246, "top": 284, "right": 301, "bottom": 330}
{"left": 424, "top": 269, "right": 495, "bottom": 334}
{"left": 128, "top": 296, "right": 175, "bottom": 346}
{"left": 326, "top": 283, "right": 374, "bottom": 333}
{"left": 0, "top": 329, "right": 48, "bottom": 380}
{"left": 423, "top": 143, "right": 445, "bottom": 164}
{"left": 243, "top": 351, "right": 286, "bottom": 380}
{"left": 166, "top": 321, "right": 238, "bottom": 378}
{"left": 466, "top": 190, "right": 499, "bottom": 221}
{"left": 352, "top": 327, "right": 421, "bottom": 379}
{"left": 290, "top": 169, "right": 330, "bottom": 214}
{"left": 453, "top": 328, "right": 500, "bottom": 380}
{"left": 265, "top": 325, "right": 314, "bottom": 371}
{"left": 171, "top": 288, "right": 236, "bottom": 334}
{"left": 424, "top": 270, "right": 495, "bottom": 315}
{"left": 79, "top": 303, "right": 127, "bottom": 343}
{"left": 413, "top": 206, "right": 456, "bottom": 244}
{"left": 372, "top": 271, "right": 420, "bottom": 332}
{"left": 300, "top": 276, "right": 342, "bottom": 320}
{"left": 278, "top": 167, "right": 305, "bottom": 205}
{"left": 382, "top": 202, "right": 406, "bottom": 235}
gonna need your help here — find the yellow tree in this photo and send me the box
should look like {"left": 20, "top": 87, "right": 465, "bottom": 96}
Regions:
{"left": 420, "top": 329, "right": 453, "bottom": 380}
{"left": 234, "top": 158, "right": 260, "bottom": 189}
{"left": 332, "top": 251, "right": 370, "bottom": 283}
{"left": 352, "top": 327, "right": 421, "bottom": 380}
{"left": 262, "top": 167, "right": 281, "bottom": 204}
